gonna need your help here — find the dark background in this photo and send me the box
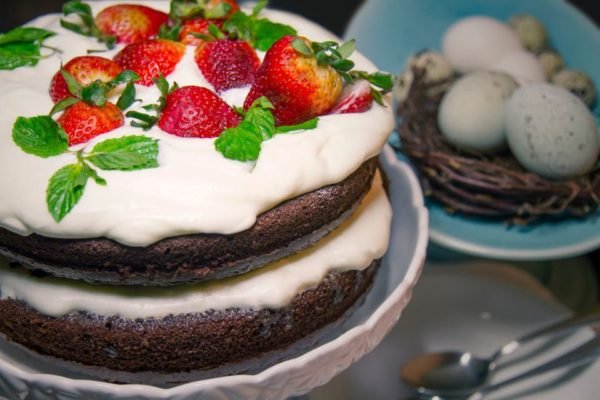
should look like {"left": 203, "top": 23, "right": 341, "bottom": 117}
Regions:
{"left": 1, "top": 0, "right": 600, "bottom": 304}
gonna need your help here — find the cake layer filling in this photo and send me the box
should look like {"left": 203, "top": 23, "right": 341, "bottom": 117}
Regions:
{"left": 0, "top": 1, "right": 394, "bottom": 246}
{"left": 0, "top": 172, "right": 391, "bottom": 319}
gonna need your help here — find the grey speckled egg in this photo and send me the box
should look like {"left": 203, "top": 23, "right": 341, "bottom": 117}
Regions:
{"left": 551, "top": 69, "right": 597, "bottom": 107}
{"left": 394, "top": 51, "right": 454, "bottom": 103}
{"left": 508, "top": 14, "right": 548, "bottom": 53}
{"left": 538, "top": 50, "right": 564, "bottom": 78}
{"left": 438, "top": 71, "right": 518, "bottom": 152}
{"left": 506, "top": 83, "right": 599, "bottom": 179}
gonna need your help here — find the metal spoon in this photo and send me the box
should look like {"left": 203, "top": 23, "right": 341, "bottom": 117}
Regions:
{"left": 400, "top": 312, "right": 600, "bottom": 398}
{"left": 406, "top": 333, "right": 600, "bottom": 399}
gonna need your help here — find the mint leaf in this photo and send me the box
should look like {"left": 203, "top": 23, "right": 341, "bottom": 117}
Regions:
{"left": 0, "top": 27, "right": 55, "bottom": 46}
{"left": 46, "top": 162, "right": 90, "bottom": 222}
{"left": 253, "top": 19, "right": 296, "bottom": 51}
{"left": 12, "top": 116, "right": 69, "bottom": 157}
{"left": 215, "top": 121, "right": 263, "bottom": 161}
{"left": 86, "top": 135, "right": 159, "bottom": 170}
{"left": 0, "top": 42, "right": 41, "bottom": 69}
{"left": 275, "top": 118, "right": 318, "bottom": 134}
{"left": 244, "top": 97, "right": 275, "bottom": 140}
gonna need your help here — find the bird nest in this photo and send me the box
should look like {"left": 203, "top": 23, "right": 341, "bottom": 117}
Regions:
{"left": 394, "top": 68, "right": 600, "bottom": 224}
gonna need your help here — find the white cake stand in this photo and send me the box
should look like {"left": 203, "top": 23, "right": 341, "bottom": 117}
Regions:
{"left": 0, "top": 145, "right": 428, "bottom": 400}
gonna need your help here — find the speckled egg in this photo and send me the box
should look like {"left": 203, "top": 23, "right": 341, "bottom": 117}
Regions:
{"left": 491, "top": 50, "right": 546, "bottom": 84}
{"left": 442, "top": 16, "right": 523, "bottom": 73}
{"left": 438, "top": 71, "right": 519, "bottom": 152}
{"left": 551, "top": 69, "right": 597, "bottom": 107}
{"left": 394, "top": 51, "right": 454, "bottom": 103}
{"left": 508, "top": 14, "right": 548, "bottom": 53}
{"left": 506, "top": 83, "right": 599, "bottom": 179}
{"left": 538, "top": 50, "right": 565, "bottom": 78}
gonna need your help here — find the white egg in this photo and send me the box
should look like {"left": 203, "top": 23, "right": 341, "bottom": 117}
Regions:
{"left": 491, "top": 50, "right": 546, "bottom": 85}
{"left": 442, "top": 16, "right": 523, "bottom": 73}
{"left": 506, "top": 83, "right": 599, "bottom": 179}
{"left": 438, "top": 72, "right": 519, "bottom": 152}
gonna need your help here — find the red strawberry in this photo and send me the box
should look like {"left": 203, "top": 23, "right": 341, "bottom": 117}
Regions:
{"left": 179, "top": 18, "right": 223, "bottom": 46}
{"left": 57, "top": 102, "right": 124, "bottom": 145}
{"left": 243, "top": 35, "right": 343, "bottom": 126}
{"left": 95, "top": 4, "right": 169, "bottom": 44}
{"left": 329, "top": 80, "right": 373, "bottom": 114}
{"left": 49, "top": 56, "right": 124, "bottom": 103}
{"left": 158, "top": 86, "right": 241, "bottom": 138}
{"left": 194, "top": 39, "right": 260, "bottom": 93}
{"left": 114, "top": 39, "right": 185, "bottom": 86}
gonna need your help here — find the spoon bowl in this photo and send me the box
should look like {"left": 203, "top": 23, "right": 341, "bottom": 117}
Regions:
{"left": 400, "top": 312, "right": 600, "bottom": 397}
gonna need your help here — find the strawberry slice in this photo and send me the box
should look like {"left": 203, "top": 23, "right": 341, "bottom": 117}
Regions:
{"left": 49, "top": 56, "right": 124, "bottom": 103}
{"left": 114, "top": 39, "right": 185, "bottom": 86}
{"left": 179, "top": 18, "right": 223, "bottom": 46}
{"left": 194, "top": 39, "right": 260, "bottom": 93}
{"left": 243, "top": 36, "right": 343, "bottom": 126}
{"left": 57, "top": 102, "right": 124, "bottom": 145}
{"left": 158, "top": 86, "right": 241, "bottom": 138}
{"left": 329, "top": 80, "right": 374, "bottom": 114}
{"left": 95, "top": 4, "right": 169, "bottom": 44}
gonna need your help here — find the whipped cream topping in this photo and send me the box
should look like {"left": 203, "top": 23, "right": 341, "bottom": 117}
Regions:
{"left": 0, "top": 171, "right": 391, "bottom": 318}
{"left": 0, "top": 1, "right": 394, "bottom": 246}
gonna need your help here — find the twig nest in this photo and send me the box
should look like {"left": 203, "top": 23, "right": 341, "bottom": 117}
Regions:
{"left": 506, "top": 83, "right": 599, "bottom": 179}
{"left": 438, "top": 71, "right": 518, "bottom": 152}
{"left": 551, "top": 69, "right": 597, "bottom": 107}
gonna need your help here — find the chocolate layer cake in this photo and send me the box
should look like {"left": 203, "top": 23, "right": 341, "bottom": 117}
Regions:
{"left": 0, "top": 0, "right": 395, "bottom": 384}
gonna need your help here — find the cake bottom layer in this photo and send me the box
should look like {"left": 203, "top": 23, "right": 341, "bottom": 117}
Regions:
{"left": 0, "top": 261, "right": 379, "bottom": 386}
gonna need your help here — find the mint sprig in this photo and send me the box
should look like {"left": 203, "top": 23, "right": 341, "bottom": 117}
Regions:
{"left": 0, "top": 27, "right": 57, "bottom": 70}
{"left": 12, "top": 115, "right": 159, "bottom": 222}
{"left": 215, "top": 97, "right": 317, "bottom": 161}
{"left": 222, "top": 0, "right": 296, "bottom": 51}
{"left": 61, "top": 0, "right": 116, "bottom": 50}
{"left": 126, "top": 75, "right": 178, "bottom": 130}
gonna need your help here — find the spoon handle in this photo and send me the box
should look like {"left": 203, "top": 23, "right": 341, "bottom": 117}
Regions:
{"left": 471, "top": 334, "right": 600, "bottom": 400}
{"left": 490, "top": 310, "right": 600, "bottom": 363}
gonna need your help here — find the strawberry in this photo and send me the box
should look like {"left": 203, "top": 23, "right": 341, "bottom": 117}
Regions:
{"left": 95, "top": 4, "right": 169, "bottom": 44}
{"left": 179, "top": 18, "right": 223, "bottom": 46}
{"left": 158, "top": 86, "right": 241, "bottom": 138}
{"left": 194, "top": 39, "right": 260, "bottom": 93}
{"left": 57, "top": 102, "right": 124, "bottom": 145}
{"left": 243, "top": 35, "right": 344, "bottom": 126}
{"left": 114, "top": 39, "right": 186, "bottom": 86}
{"left": 329, "top": 80, "right": 373, "bottom": 114}
{"left": 49, "top": 56, "right": 124, "bottom": 103}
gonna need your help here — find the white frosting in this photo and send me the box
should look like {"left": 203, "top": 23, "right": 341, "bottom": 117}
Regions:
{"left": 0, "top": 171, "right": 391, "bottom": 319}
{"left": 0, "top": 1, "right": 394, "bottom": 246}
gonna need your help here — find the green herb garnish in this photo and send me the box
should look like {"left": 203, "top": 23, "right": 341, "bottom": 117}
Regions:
{"left": 12, "top": 115, "right": 159, "bottom": 222}
{"left": 215, "top": 96, "right": 317, "bottom": 161}
{"left": 0, "top": 27, "right": 57, "bottom": 70}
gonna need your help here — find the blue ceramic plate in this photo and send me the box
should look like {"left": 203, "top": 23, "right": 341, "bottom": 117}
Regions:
{"left": 345, "top": 0, "right": 600, "bottom": 260}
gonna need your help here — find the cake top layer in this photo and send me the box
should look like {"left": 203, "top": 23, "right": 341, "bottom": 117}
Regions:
{"left": 0, "top": 1, "right": 394, "bottom": 246}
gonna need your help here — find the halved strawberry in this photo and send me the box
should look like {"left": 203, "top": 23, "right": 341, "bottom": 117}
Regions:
{"left": 158, "top": 86, "right": 241, "bottom": 138}
{"left": 57, "top": 102, "right": 124, "bottom": 145}
{"left": 329, "top": 80, "right": 373, "bottom": 114}
{"left": 95, "top": 4, "right": 169, "bottom": 44}
{"left": 243, "top": 36, "right": 343, "bottom": 126}
{"left": 179, "top": 18, "right": 223, "bottom": 46}
{"left": 114, "top": 39, "right": 185, "bottom": 86}
{"left": 49, "top": 56, "right": 124, "bottom": 103}
{"left": 194, "top": 39, "right": 260, "bottom": 93}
